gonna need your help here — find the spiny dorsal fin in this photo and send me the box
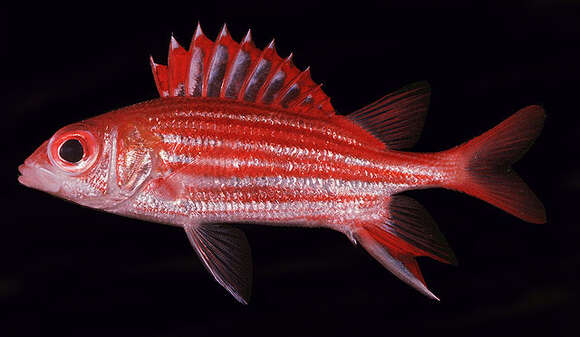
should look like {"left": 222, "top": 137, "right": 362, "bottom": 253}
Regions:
{"left": 348, "top": 81, "right": 430, "bottom": 150}
{"left": 150, "top": 23, "right": 335, "bottom": 116}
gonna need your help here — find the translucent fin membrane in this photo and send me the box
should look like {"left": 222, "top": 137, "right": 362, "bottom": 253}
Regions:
{"left": 348, "top": 81, "right": 430, "bottom": 150}
{"left": 184, "top": 223, "right": 253, "bottom": 304}
{"left": 150, "top": 23, "right": 335, "bottom": 116}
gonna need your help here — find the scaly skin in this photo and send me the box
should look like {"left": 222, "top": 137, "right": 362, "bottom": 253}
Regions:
{"left": 84, "top": 97, "right": 458, "bottom": 238}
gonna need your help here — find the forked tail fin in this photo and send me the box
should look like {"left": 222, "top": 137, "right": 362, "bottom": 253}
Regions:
{"left": 448, "top": 105, "right": 546, "bottom": 223}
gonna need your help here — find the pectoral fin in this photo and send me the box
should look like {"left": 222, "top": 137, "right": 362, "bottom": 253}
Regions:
{"left": 184, "top": 223, "right": 253, "bottom": 304}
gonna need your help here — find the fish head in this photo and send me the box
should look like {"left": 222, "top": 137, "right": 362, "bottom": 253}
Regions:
{"left": 18, "top": 116, "right": 155, "bottom": 210}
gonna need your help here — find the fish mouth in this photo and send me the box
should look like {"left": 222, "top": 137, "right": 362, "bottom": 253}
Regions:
{"left": 18, "top": 163, "right": 61, "bottom": 194}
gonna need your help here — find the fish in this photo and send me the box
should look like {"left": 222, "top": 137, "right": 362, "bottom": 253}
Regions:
{"left": 18, "top": 23, "right": 546, "bottom": 304}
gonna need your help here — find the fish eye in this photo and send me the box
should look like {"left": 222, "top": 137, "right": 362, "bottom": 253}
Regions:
{"left": 48, "top": 127, "right": 99, "bottom": 175}
{"left": 59, "top": 139, "right": 84, "bottom": 163}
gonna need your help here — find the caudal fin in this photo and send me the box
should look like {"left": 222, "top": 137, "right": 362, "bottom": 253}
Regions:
{"left": 450, "top": 105, "right": 546, "bottom": 223}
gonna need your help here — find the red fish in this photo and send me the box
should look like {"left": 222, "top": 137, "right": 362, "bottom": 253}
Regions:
{"left": 18, "top": 24, "right": 546, "bottom": 303}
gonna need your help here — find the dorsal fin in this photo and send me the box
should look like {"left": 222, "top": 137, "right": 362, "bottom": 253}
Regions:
{"left": 348, "top": 81, "right": 431, "bottom": 150}
{"left": 150, "top": 23, "right": 335, "bottom": 116}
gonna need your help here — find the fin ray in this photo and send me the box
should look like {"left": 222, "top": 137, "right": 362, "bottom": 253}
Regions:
{"left": 448, "top": 105, "right": 546, "bottom": 223}
{"left": 223, "top": 29, "right": 256, "bottom": 98}
{"left": 352, "top": 194, "right": 458, "bottom": 300}
{"left": 367, "top": 195, "right": 457, "bottom": 265}
{"left": 150, "top": 58, "right": 169, "bottom": 97}
{"left": 184, "top": 223, "right": 253, "bottom": 304}
{"left": 168, "top": 36, "right": 188, "bottom": 96}
{"left": 348, "top": 81, "right": 430, "bottom": 149}
{"left": 355, "top": 228, "right": 439, "bottom": 300}
{"left": 186, "top": 23, "right": 213, "bottom": 97}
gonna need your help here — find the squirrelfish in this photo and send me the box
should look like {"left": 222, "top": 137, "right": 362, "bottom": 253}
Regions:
{"left": 18, "top": 24, "right": 546, "bottom": 303}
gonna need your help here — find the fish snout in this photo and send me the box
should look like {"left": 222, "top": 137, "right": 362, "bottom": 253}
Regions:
{"left": 18, "top": 163, "right": 61, "bottom": 194}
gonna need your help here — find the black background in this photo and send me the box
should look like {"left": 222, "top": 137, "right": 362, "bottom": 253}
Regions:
{"left": 2, "top": 1, "right": 578, "bottom": 336}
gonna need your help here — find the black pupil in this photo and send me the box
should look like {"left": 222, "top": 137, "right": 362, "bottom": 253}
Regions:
{"left": 59, "top": 139, "right": 84, "bottom": 163}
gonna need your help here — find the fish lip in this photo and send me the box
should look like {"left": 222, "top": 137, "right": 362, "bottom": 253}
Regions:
{"left": 18, "top": 163, "right": 61, "bottom": 194}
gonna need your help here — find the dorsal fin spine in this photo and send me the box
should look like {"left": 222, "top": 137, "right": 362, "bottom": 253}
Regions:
{"left": 286, "top": 69, "right": 323, "bottom": 111}
{"left": 215, "top": 24, "right": 241, "bottom": 97}
{"left": 275, "top": 67, "right": 310, "bottom": 106}
{"left": 272, "top": 54, "right": 300, "bottom": 105}
{"left": 255, "top": 45, "right": 286, "bottom": 104}
{"left": 220, "top": 29, "right": 247, "bottom": 98}
{"left": 198, "top": 24, "right": 217, "bottom": 97}
{"left": 168, "top": 35, "right": 188, "bottom": 96}
{"left": 203, "top": 24, "right": 226, "bottom": 97}
{"left": 223, "top": 29, "right": 260, "bottom": 99}
{"left": 186, "top": 24, "right": 212, "bottom": 96}
{"left": 237, "top": 39, "right": 277, "bottom": 102}
{"left": 235, "top": 34, "right": 264, "bottom": 101}
{"left": 270, "top": 52, "right": 303, "bottom": 104}
{"left": 288, "top": 82, "right": 322, "bottom": 110}
{"left": 150, "top": 56, "right": 169, "bottom": 97}
{"left": 193, "top": 21, "right": 204, "bottom": 39}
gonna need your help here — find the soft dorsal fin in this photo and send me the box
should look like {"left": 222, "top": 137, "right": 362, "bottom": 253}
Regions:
{"left": 150, "top": 23, "right": 335, "bottom": 116}
{"left": 348, "top": 81, "right": 430, "bottom": 150}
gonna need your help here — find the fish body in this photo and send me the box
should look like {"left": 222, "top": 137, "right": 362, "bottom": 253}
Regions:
{"left": 18, "top": 24, "right": 546, "bottom": 303}
{"left": 105, "top": 98, "right": 448, "bottom": 229}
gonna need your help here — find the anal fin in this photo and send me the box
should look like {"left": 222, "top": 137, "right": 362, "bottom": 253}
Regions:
{"left": 384, "top": 195, "right": 457, "bottom": 265}
{"left": 184, "top": 223, "right": 253, "bottom": 304}
{"left": 355, "top": 229, "right": 439, "bottom": 300}
{"left": 354, "top": 195, "right": 457, "bottom": 300}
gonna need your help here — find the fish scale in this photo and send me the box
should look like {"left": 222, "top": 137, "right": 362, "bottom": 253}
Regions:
{"left": 19, "top": 23, "right": 546, "bottom": 304}
{"left": 133, "top": 99, "right": 445, "bottom": 185}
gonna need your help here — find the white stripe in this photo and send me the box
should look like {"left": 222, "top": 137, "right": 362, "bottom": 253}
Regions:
{"left": 159, "top": 144, "right": 437, "bottom": 178}
{"left": 161, "top": 134, "right": 384, "bottom": 170}
{"left": 154, "top": 110, "right": 364, "bottom": 147}
{"left": 189, "top": 176, "right": 402, "bottom": 196}
{"left": 158, "top": 149, "right": 361, "bottom": 176}
{"left": 132, "top": 194, "right": 385, "bottom": 224}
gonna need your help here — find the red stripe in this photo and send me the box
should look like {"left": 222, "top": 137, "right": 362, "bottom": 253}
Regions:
{"left": 114, "top": 98, "right": 449, "bottom": 188}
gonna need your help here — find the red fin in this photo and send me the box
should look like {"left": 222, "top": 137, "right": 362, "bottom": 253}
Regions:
{"left": 353, "top": 194, "right": 458, "bottom": 299}
{"left": 150, "top": 24, "right": 334, "bottom": 116}
{"left": 204, "top": 24, "right": 239, "bottom": 97}
{"left": 150, "top": 57, "right": 169, "bottom": 97}
{"left": 274, "top": 66, "right": 309, "bottom": 107}
{"left": 168, "top": 36, "right": 189, "bottom": 96}
{"left": 256, "top": 51, "right": 298, "bottom": 104}
{"left": 355, "top": 228, "right": 439, "bottom": 300}
{"left": 395, "top": 252, "right": 426, "bottom": 287}
{"left": 367, "top": 195, "right": 457, "bottom": 265}
{"left": 222, "top": 29, "right": 259, "bottom": 99}
{"left": 348, "top": 81, "right": 430, "bottom": 149}
{"left": 450, "top": 105, "right": 546, "bottom": 223}
{"left": 185, "top": 23, "right": 214, "bottom": 97}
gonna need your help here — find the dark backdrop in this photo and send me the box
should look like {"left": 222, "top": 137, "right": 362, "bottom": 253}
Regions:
{"left": 2, "top": 1, "right": 578, "bottom": 336}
